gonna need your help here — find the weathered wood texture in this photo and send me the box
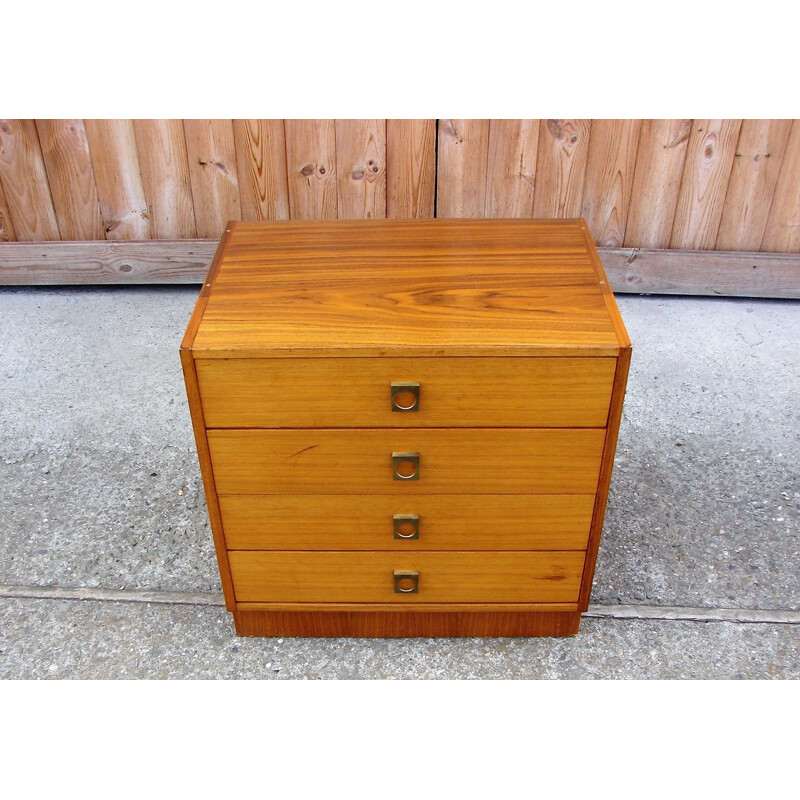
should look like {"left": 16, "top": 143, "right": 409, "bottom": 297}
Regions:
{"left": 581, "top": 119, "right": 641, "bottom": 247}
{"left": 599, "top": 247, "right": 800, "bottom": 297}
{"left": 0, "top": 119, "right": 60, "bottom": 240}
{"left": 1, "top": 119, "right": 799, "bottom": 294}
{"left": 0, "top": 240, "right": 217, "bottom": 283}
{"left": 133, "top": 119, "right": 196, "bottom": 239}
{"left": 0, "top": 176, "right": 17, "bottom": 241}
{"left": 532, "top": 119, "right": 591, "bottom": 219}
{"left": 335, "top": 119, "right": 386, "bottom": 219}
{"left": 436, "top": 119, "right": 491, "bottom": 217}
{"left": 83, "top": 119, "right": 150, "bottom": 240}
{"left": 386, "top": 119, "right": 436, "bottom": 218}
{"left": 183, "top": 119, "right": 241, "bottom": 238}
{"left": 3, "top": 118, "right": 798, "bottom": 249}
{"left": 233, "top": 119, "right": 290, "bottom": 222}
{"left": 624, "top": 119, "right": 691, "bottom": 248}
{"left": 285, "top": 119, "right": 338, "bottom": 220}
{"left": 36, "top": 119, "right": 104, "bottom": 240}
{"left": 762, "top": 119, "right": 800, "bottom": 253}
{"left": 716, "top": 119, "right": 793, "bottom": 251}
{"left": 670, "top": 119, "right": 742, "bottom": 250}
{"left": 485, "top": 119, "right": 538, "bottom": 217}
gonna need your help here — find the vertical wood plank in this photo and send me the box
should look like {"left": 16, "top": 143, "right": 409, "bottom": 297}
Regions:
{"left": 233, "top": 120, "right": 290, "bottom": 221}
{"left": 669, "top": 119, "right": 742, "bottom": 250}
{"left": 436, "top": 119, "right": 490, "bottom": 218}
{"left": 484, "top": 119, "right": 539, "bottom": 217}
{"left": 285, "top": 120, "right": 338, "bottom": 220}
{"left": 0, "top": 119, "right": 60, "bottom": 241}
{"left": 532, "top": 120, "right": 591, "bottom": 219}
{"left": 762, "top": 120, "right": 800, "bottom": 253}
{"left": 133, "top": 120, "right": 196, "bottom": 239}
{"left": 84, "top": 119, "right": 150, "bottom": 240}
{"left": 0, "top": 178, "right": 16, "bottom": 241}
{"left": 386, "top": 119, "right": 436, "bottom": 218}
{"left": 334, "top": 119, "right": 386, "bottom": 219}
{"left": 581, "top": 119, "right": 641, "bottom": 247}
{"left": 716, "top": 119, "right": 792, "bottom": 251}
{"left": 36, "top": 119, "right": 104, "bottom": 241}
{"left": 183, "top": 119, "right": 241, "bottom": 238}
{"left": 624, "top": 119, "right": 692, "bottom": 248}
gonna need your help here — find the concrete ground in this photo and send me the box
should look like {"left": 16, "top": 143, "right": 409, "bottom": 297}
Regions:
{"left": 0, "top": 287, "right": 798, "bottom": 679}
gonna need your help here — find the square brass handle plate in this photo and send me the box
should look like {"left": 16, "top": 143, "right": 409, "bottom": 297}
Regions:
{"left": 393, "top": 514, "right": 420, "bottom": 539}
{"left": 392, "top": 452, "right": 420, "bottom": 481}
{"left": 391, "top": 382, "right": 420, "bottom": 412}
{"left": 394, "top": 570, "right": 419, "bottom": 593}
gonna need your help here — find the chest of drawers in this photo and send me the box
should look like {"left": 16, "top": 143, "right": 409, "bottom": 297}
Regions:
{"left": 181, "top": 218, "right": 630, "bottom": 637}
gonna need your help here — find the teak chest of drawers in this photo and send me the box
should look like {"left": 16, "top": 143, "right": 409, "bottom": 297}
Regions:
{"left": 181, "top": 219, "right": 631, "bottom": 637}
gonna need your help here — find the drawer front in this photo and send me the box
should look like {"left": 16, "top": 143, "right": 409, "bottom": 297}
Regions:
{"left": 196, "top": 357, "right": 616, "bottom": 428}
{"left": 228, "top": 551, "right": 585, "bottom": 603}
{"left": 208, "top": 428, "right": 605, "bottom": 495}
{"left": 220, "top": 494, "right": 595, "bottom": 550}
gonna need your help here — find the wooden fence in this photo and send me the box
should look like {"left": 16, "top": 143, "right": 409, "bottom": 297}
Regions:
{"left": 1, "top": 119, "right": 799, "bottom": 295}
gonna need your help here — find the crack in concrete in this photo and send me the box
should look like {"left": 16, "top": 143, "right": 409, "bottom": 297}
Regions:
{"left": 585, "top": 603, "right": 800, "bottom": 624}
{"left": 0, "top": 584, "right": 225, "bottom": 606}
{"left": 1, "top": 585, "right": 798, "bottom": 624}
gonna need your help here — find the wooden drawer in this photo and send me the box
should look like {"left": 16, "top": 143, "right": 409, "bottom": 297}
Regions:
{"left": 195, "top": 357, "right": 616, "bottom": 428}
{"left": 208, "top": 428, "right": 606, "bottom": 495}
{"left": 228, "top": 551, "right": 586, "bottom": 603}
{"left": 219, "top": 494, "right": 595, "bottom": 550}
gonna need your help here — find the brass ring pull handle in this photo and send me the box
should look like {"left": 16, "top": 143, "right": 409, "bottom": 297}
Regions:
{"left": 391, "top": 382, "right": 420, "bottom": 412}
{"left": 393, "top": 514, "right": 420, "bottom": 539}
{"left": 392, "top": 452, "right": 420, "bottom": 481}
{"left": 394, "top": 570, "right": 419, "bottom": 593}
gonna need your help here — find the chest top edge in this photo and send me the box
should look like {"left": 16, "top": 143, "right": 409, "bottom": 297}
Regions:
{"left": 183, "top": 219, "right": 630, "bottom": 355}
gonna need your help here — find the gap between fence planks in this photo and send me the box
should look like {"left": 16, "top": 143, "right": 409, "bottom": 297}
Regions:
{"left": 0, "top": 239, "right": 798, "bottom": 298}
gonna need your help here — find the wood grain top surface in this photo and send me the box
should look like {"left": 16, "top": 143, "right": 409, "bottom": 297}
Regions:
{"left": 186, "top": 218, "right": 628, "bottom": 357}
